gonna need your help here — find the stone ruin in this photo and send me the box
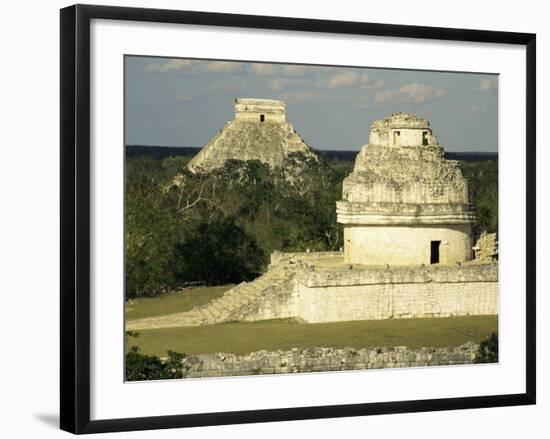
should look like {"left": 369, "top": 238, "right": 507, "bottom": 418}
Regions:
{"left": 337, "top": 112, "right": 475, "bottom": 266}
{"left": 187, "top": 98, "right": 318, "bottom": 173}
{"left": 182, "top": 343, "right": 480, "bottom": 378}
{"left": 128, "top": 112, "right": 498, "bottom": 333}
{"left": 474, "top": 232, "right": 499, "bottom": 261}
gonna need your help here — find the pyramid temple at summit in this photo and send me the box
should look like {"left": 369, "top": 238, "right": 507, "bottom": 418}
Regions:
{"left": 187, "top": 98, "right": 318, "bottom": 173}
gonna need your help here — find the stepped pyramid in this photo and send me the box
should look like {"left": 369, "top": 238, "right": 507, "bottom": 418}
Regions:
{"left": 187, "top": 98, "right": 318, "bottom": 173}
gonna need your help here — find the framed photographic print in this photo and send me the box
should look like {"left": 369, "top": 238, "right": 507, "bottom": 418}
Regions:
{"left": 60, "top": 4, "right": 536, "bottom": 434}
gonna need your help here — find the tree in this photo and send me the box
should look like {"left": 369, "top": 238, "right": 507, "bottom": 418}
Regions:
{"left": 460, "top": 160, "right": 498, "bottom": 233}
{"left": 473, "top": 332, "right": 498, "bottom": 363}
{"left": 125, "top": 158, "right": 184, "bottom": 298}
{"left": 174, "top": 217, "right": 265, "bottom": 285}
{"left": 125, "top": 331, "right": 189, "bottom": 381}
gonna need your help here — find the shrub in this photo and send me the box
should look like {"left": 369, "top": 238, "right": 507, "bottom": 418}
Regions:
{"left": 125, "top": 332, "right": 189, "bottom": 381}
{"left": 473, "top": 332, "right": 498, "bottom": 363}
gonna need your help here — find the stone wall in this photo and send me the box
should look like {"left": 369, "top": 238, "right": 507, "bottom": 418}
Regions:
{"left": 270, "top": 250, "right": 344, "bottom": 267}
{"left": 342, "top": 224, "right": 473, "bottom": 265}
{"left": 183, "top": 343, "right": 479, "bottom": 378}
{"left": 294, "top": 280, "right": 497, "bottom": 323}
{"left": 243, "top": 260, "right": 498, "bottom": 324}
{"left": 300, "top": 262, "right": 497, "bottom": 286}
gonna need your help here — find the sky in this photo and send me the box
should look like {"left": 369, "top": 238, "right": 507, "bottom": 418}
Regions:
{"left": 125, "top": 56, "right": 498, "bottom": 152}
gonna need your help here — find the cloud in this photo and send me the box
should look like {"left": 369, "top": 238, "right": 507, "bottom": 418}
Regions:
{"left": 321, "top": 71, "right": 370, "bottom": 88}
{"left": 203, "top": 62, "right": 243, "bottom": 73}
{"left": 209, "top": 82, "right": 245, "bottom": 93}
{"left": 362, "top": 78, "right": 386, "bottom": 90}
{"left": 374, "top": 82, "right": 449, "bottom": 104}
{"left": 144, "top": 59, "right": 243, "bottom": 74}
{"left": 249, "top": 64, "right": 275, "bottom": 75}
{"left": 281, "top": 65, "right": 314, "bottom": 77}
{"left": 278, "top": 91, "right": 319, "bottom": 105}
{"left": 319, "top": 71, "right": 376, "bottom": 89}
{"left": 268, "top": 78, "right": 303, "bottom": 91}
{"left": 277, "top": 89, "right": 371, "bottom": 107}
{"left": 145, "top": 59, "right": 197, "bottom": 73}
{"left": 479, "top": 77, "right": 497, "bottom": 93}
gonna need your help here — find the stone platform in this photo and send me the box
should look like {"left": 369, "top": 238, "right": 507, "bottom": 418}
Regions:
{"left": 128, "top": 251, "right": 498, "bottom": 330}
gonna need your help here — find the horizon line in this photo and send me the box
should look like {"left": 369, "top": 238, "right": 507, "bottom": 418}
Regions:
{"left": 125, "top": 144, "right": 499, "bottom": 154}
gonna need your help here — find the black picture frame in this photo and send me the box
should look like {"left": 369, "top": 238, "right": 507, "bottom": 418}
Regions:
{"left": 60, "top": 4, "right": 536, "bottom": 434}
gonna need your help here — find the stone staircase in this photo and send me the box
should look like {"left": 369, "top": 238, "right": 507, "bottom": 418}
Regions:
{"left": 126, "top": 265, "right": 291, "bottom": 330}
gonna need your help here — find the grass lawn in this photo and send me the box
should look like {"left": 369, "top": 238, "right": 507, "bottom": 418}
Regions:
{"left": 125, "top": 284, "right": 234, "bottom": 321}
{"left": 127, "top": 315, "right": 498, "bottom": 356}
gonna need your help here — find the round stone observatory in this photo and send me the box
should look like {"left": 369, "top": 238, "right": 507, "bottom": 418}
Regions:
{"left": 336, "top": 112, "right": 475, "bottom": 266}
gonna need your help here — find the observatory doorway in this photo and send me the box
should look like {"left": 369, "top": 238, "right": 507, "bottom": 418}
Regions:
{"left": 430, "top": 240, "right": 441, "bottom": 264}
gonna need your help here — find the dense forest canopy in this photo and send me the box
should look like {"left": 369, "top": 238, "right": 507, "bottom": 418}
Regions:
{"left": 125, "top": 151, "right": 498, "bottom": 299}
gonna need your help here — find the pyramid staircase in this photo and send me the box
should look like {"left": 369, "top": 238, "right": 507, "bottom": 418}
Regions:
{"left": 126, "top": 264, "right": 291, "bottom": 331}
